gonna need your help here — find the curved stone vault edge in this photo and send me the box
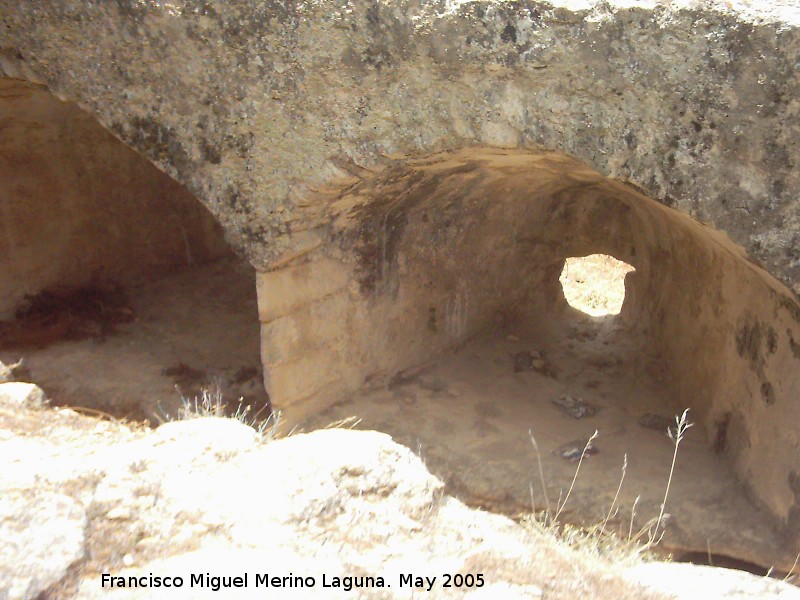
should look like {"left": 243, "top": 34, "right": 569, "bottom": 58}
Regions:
{"left": 1, "top": 0, "right": 798, "bottom": 290}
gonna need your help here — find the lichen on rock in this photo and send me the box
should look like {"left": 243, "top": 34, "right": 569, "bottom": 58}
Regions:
{"left": 1, "top": 0, "right": 798, "bottom": 288}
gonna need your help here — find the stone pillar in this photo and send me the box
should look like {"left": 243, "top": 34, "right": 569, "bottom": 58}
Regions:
{"left": 256, "top": 255, "right": 365, "bottom": 418}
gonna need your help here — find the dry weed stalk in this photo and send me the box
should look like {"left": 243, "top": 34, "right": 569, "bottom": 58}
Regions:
{"left": 601, "top": 452, "right": 627, "bottom": 535}
{"left": 648, "top": 408, "right": 693, "bottom": 546}
{"left": 158, "top": 382, "right": 280, "bottom": 441}
{"left": 627, "top": 495, "right": 640, "bottom": 543}
{"left": 783, "top": 552, "right": 800, "bottom": 583}
{"left": 528, "top": 430, "right": 552, "bottom": 522}
{"left": 527, "top": 408, "right": 693, "bottom": 563}
{"left": 554, "top": 429, "right": 599, "bottom": 525}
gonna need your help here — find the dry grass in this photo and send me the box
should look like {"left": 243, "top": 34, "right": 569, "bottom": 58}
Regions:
{"left": 525, "top": 410, "right": 694, "bottom": 568}
{"left": 159, "top": 382, "right": 280, "bottom": 441}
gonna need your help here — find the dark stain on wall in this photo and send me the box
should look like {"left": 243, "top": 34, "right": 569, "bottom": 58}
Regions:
{"left": 735, "top": 316, "right": 763, "bottom": 369}
{"left": 348, "top": 161, "right": 480, "bottom": 294}
{"left": 714, "top": 411, "right": 732, "bottom": 453}
{"left": 788, "top": 331, "right": 800, "bottom": 360}
{"left": 761, "top": 381, "right": 776, "bottom": 405}
{"left": 787, "top": 470, "right": 800, "bottom": 542}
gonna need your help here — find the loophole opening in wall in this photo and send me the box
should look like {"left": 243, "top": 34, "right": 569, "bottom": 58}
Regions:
{"left": 559, "top": 254, "right": 635, "bottom": 317}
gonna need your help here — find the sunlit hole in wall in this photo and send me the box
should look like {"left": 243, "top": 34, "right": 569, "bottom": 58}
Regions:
{"left": 559, "top": 254, "right": 635, "bottom": 317}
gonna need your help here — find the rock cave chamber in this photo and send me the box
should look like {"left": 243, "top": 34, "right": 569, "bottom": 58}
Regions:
{"left": 1, "top": 0, "right": 799, "bottom": 576}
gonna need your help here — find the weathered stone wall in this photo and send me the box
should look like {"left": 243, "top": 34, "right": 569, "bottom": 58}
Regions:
{"left": 0, "top": 78, "right": 231, "bottom": 319}
{"left": 1, "top": 0, "right": 798, "bottom": 286}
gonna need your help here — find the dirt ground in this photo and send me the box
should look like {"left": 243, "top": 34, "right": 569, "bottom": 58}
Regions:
{"left": 0, "top": 257, "right": 268, "bottom": 424}
{"left": 298, "top": 256, "right": 791, "bottom": 573}
{"left": 301, "top": 315, "right": 788, "bottom": 571}
{"left": 0, "top": 254, "right": 790, "bottom": 573}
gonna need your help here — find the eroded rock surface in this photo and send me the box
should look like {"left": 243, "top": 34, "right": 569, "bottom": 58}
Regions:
{"left": 624, "top": 562, "right": 800, "bottom": 599}
{"left": 0, "top": 492, "right": 87, "bottom": 600}
{"left": 10, "top": 392, "right": 797, "bottom": 599}
{"left": 1, "top": 1, "right": 798, "bottom": 288}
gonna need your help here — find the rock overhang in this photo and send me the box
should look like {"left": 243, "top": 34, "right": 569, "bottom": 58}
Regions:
{"left": 2, "top": 0, "right": 800, "bottom": 568}
{"left": 1, "top": 0, "right": 798, "bottom": 286}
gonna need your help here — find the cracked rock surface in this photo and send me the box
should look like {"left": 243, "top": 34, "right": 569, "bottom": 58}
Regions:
{"left": 1, "top": 0, "right": 798, "bottom": 290}
{"left": 1, "top": 394, "right": 799, "bottom": 599}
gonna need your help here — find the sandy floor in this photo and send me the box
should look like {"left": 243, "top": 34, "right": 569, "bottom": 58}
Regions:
{"left": 301, "top": 313, "right": 788, "bottom": 571}
{"left": 0, "top": 256, "right": 789, "bottom": 572}
{"left": 0, "top": 258, "right": 268, "bottom": 424}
